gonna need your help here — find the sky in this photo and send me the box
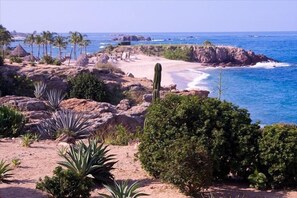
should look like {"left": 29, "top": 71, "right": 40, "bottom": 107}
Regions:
{"left": 0, "top": 0, "right": 297, "bottom": 33}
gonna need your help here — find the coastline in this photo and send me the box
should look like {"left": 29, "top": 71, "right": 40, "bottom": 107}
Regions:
{"left": 116, "top": 54, "right": 205, "bottom": 89}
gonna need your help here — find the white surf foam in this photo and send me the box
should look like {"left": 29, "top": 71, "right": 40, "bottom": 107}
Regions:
{"left": 99, "top": 46, "right": 105, "bottom": 49}
{"left": 186, "top": 69, "right": 211, "bottom": 91}
{"left": 152, "top": 39, "right": 164, "bottom": 42}
{"left": 251, "top": 61, "right": 291, "bottom": 69}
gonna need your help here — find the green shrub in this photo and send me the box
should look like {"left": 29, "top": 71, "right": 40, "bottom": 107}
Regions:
{"left": 139, "top": 95, "right": 260, "bottom": 183}
{"left": 163, "top": 47, "right": 193, "bottom": 62}
{"left": 21, "top": 133, "right": 35, "bottom": 147}
{"left": 161, "top": 139, "right": 213, "bottom": 196}
{"left": 258, "top": 124, "right": 297, "bottom": 188}
{"left": 96, "top": 63, "right": 124, "bottom": 74}
{"left": 36, "top": 166, "right": 93, "bottom": 198}
{"left": 42, "top": 55, "right": 54, "bottom": 64}
{"left": 68, "top": 73, "right": 108, "bottom": 102}
{"left": 0, "top": 160, "right": 13, "bottom": 183}
{"left": 0, "top": 105, "right": 26, "bottom": 138}
{"left": 10, "top": 56, "right": 22, "bottom": 63}
{"left": 58, "top": 139, "right": 116, "bottom": 185}
{"left": 0, "top": 56, "right": 3, "bottom": 66}
{"left": 100, "top": 181, "right": 148, "bottom": 198}
{"left": 53, "top": 59, "right": 62, "bottom": 66}
{"left": 101, "top": 125, "right": 138, "bottom": 146}
{"left": 0, "top": 73, "right": 34, "bottom": 97}
{"left": 248, "top": 169, "right": 267, "bottom": 190}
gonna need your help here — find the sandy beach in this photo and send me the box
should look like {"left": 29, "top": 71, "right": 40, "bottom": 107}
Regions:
{"left": 116, "top": 54, "right": 205, "bottom": 90}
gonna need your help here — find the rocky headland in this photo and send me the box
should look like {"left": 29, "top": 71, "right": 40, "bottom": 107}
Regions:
{"left": 0, "top": 64, "right": 208, "bottom": 136}
{"left": 112, "top": 35, "right": 152, "bottom": 42}
{"left": 106, "top": 44, "right": 276, "bottom": 66}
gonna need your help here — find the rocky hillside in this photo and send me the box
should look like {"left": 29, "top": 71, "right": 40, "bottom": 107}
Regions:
{"left": 107, "top": 45, "right": 276, "bottom": 66}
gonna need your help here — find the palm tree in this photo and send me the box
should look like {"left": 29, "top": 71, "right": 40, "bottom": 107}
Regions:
{"left": 53, "top": 35, "right": 68, "bottom": 60}
{"left": 35, "top": 35, "right": 43, "bottom": 59}
{"left": 69, "top": 31, "right": 82, "bottom": 60}
{"left": 41, "top": 31, "right": 56, "bottom": 57}
{"left": 0, "top": 25, "right": 12, "bottom": 59}
{"left": 79, "top": 37, "right": 91, "bottom": 54}
{"left": 24, "top": 33, "right": 35, "bottom": 56}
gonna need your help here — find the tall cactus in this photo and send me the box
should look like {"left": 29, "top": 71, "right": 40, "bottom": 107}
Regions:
{"left": 152, "top": 63, "right": 162, "bottom": 102}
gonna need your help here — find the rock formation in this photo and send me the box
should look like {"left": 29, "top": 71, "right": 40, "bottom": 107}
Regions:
{"left": 113, "top": 35, "right": 152, "bottom": 42}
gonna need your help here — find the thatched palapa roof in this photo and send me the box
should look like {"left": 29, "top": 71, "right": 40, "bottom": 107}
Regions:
{"left": 75, "top": 54, "right": 89, "bottom": 66}
{"left": 10, "top": 44, "right": 29, "bottom": 57}
{"left": 23, "top": 55, "right": 38, "bottom": 62}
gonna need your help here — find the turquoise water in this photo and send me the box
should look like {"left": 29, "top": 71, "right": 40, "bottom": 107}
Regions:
{"left": 12, "top": 32, "right": 297, "bottom": 124}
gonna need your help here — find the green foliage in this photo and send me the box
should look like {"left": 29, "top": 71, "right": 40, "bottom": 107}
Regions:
{"left": 46, "top": 89, "right": 65, "bottom": 110}
{"left": 0, "top": 105, "right": 26, "bottom": 138}
{"left": 163, "top": 47, "right": 193, "bottom": 62}
{"left": 248, "top": 169, "right": 267, "bottom": 190}
{"left": 53, "top": 59, "right": 62, "bottom": 66}
{"left": 101, "top": 125, "right": 139, "bottom": 146}
{"left": 21, "top": 133, "right": 34, "bottom": 147}
{"left": 37, "top": 109, "right": 90, "bottom": 141}
{"left": 11, "top": 158, "right": 21, "bottom": 168}
{"left": 0, "top": 159, "right": 13, "bottom": 183}
{"left": 0, "top": 56, "right": 3, "bottom": 66}
{"left": 162, "top": 139, "right": 213, "bottom": 196}
{"left": 58, "top": 139, "right": 116, "bottom": 185}
{"left": 203, "top": 40, "right": 215, "bottom": 47}
{"left": 100, "top": 181, "right": 148, "bottom": 198}
{"left": 258, "top": 124, "right": 297, "bottom": 188}
{"left": 0, "top": 73, "right": 34, "bottom": 97}
{"left": 34, "top": 81, "right": 47, "bottom": 99}
{"left": 152, "top": 63, "right": 162, "bottom": 102}
{"left": 96, "top": 63, "right": 124, "bottom": 74}
{"left": 10, "top": 56, "right": 22, "bottom": 63}
{"left": 36, "top": 166, "right": 93, "bottom": 198}
{"left": 139, "top": 95, "right": 260, "bottom": 183}
{"left": 42, "top": 55, "right": 54, "bottom": 64}
{"left": 68, "top": 73, "right": 108, "bottom": 102}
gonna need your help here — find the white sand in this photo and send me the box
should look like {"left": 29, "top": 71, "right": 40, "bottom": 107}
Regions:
{"left": 116, "top": 54, "right": 204, "bottom": 89}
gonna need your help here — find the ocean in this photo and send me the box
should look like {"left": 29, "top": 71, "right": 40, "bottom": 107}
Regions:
{"left": 11, "top": 32, "right": 297, "bottom": 125}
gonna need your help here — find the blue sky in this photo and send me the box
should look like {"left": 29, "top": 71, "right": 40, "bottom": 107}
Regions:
{"left": 1, "top": 0, "right": 297, "bottom": 33}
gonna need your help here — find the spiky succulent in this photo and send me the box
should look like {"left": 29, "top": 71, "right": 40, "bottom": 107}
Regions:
{"left": 99, "top": 181, "right": 148, "bottom": 198}
{"left": 34, "top": 81, "right": 47, "bottom": 99}
{"left": 0, "top": 160, "right": 13, "bottom": 183}
{"left": 46, "top": 89, "right": 65, "bottom": 110}
{"left": 58, "top": 139, "right": 116, "bottom": 185}
{"left": 37, "top": 109, "right": 90, "bottom": 141}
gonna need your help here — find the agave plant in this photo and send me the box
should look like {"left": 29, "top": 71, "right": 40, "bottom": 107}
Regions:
{"left": 58, "top": 139, "right": 116, "bottom": 185}
{"left": 34, "top": 81, "right": 47, "bottom": 99}
{"left": 37, "top": 109, "right": 90, "bottom": 141}
{"left": 0, "top": 160, "right": 13, "bottom": 183}
{"left": 46, "top": 89, "right": 65, "bottom": 110}
{"left": 99, "top": 181, "right": 148, "bottom": 198}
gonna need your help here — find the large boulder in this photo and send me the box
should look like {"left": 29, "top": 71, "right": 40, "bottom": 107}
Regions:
{"left": 75, "top": 54, "right": 89, "bottom": 66}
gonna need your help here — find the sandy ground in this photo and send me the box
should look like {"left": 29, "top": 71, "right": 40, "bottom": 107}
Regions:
{"left": 116, "top": 54, "right": 204, "bottom": 88}
{"left": 1, "top": 139, "right": 297, "bottom": 198}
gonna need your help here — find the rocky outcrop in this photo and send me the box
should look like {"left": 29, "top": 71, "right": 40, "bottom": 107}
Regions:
{"left": 116, "top": 45, "right": 276, "bottom": 66}
{"left": 75, "top": 54, "right": 89, "bottom": 66}
{"left": 113, "top": 35, "right": 152, "bottom": 42}
{"left": 0, "top": 96, "right": 147, "bottom": 136}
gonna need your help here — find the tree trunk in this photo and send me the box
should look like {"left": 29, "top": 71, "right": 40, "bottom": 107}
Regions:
{"left": 74, "top": 44, "right": 77, "bottom": 60}
{"left": 59, "top": 47, "right": 62, "bottom": 60}
{"left": 38, "top": 45, "right": 40, "bottom": 59}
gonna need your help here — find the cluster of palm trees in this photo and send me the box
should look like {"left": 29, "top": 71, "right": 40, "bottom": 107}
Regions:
{"left": 0, "top": 25, "right": 12, "bottom": 58}
{"left": 24, "top": 31, "right": 91, "bottom": 60}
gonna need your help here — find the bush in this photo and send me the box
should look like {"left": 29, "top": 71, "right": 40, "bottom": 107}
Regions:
{"left": 248, "top": 169, "right": 267, "bottom": 190}
{"left": 58, "top": 139, "right": 116, "bottom": 185}
{"left": 36, "top": 166, "right": 93, "bottom": 198}
{"left": 68, "top": 73, "right": 108, "bottom": 102}
{"left": 139, "top": 95, "right": 260, "bottom": 183}
{"left": 0, "top": 73, "right": 34, "bottom": 97}
{"left": 42, "top": 55, "right": 54, "bottom": 64}
{"left": 96, "top": 63, "right": 124, "bottom": 74}
{"left": 0, "top": 160, "right": 13, "bottom": 183}
{"left": 0, "top": 56, "right": 3, "bottom": 66}
{"left": 10, "top": 56, "right": 22, "bottom": 63}
{"left": 162, "top": 139, "right": 213, "bottom": 196}
{"left": 53, "top": 59, "right": 62, "bottom": 66}
{"left": 258, "top": 124, "right": 297, "bottom": 188}
{"left": 163, "top": 47, "right": 193, "bottom": 62}
{"left": 0, "top": 105, "right": 26, "bottom": 138}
